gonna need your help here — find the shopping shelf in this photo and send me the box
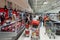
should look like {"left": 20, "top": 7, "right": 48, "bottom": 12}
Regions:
{"left": 0, "top": 19, "right": 25, "bottom": 40}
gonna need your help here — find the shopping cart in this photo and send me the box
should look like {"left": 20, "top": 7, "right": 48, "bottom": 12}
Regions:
{"left": 31, "top": 20, "right": 40, "bottom": 40}
{"left": 45, "top": 21, "right": 56, "bottom": 39}
{"left": 50, "top": 25, "right": 56, "bottom": 39}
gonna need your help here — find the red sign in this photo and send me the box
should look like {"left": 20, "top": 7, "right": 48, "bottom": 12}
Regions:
{"left": 0, "top": 8, "right": 4, "bottom": 12}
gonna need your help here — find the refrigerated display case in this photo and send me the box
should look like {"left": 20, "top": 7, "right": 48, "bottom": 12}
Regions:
{"left": 0, "top": 19, "right": 25, "bottom": 40}
{"left": 0, "top": 8, "right": 25, "bottom": 40}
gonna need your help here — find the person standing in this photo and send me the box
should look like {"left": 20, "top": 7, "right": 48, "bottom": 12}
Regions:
{"left": 25, "top": 14, "right": 30, "bottom": 25}
{"left": 39, "top": 16, "right": 43, "bottom": 27}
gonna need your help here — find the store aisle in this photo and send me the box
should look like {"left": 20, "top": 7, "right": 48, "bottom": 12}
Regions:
{"left": 18, "top": 30, "right": 30, "bottom": 40}
{"left": 40, "top": 24, "right": 60, "bottom": 40}
{"left": 18, "top": 27, "right": 31, "bottom": 40}
{"left": 18, "top": 22, "right": 60, "bottom": 40}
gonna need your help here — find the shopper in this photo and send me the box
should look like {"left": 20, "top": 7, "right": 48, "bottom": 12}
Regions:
{"left": 43, "top": 15, "right": 47, "bottom": 26}
{"left": 39, "top": 16, "right": 43, "bottom": 27}
{"left": 25, "top": 14, "right": 30, "bottom": 25}
{"left": 30, "top": 13, "right": 32, "bottom": 23}
{"left": 44, "top": 16, "right": 52, "bottom": 35}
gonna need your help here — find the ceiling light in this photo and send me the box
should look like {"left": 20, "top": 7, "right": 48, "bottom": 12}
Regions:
{"left": 43, "top": 2, "right": 48, "bottom": 4}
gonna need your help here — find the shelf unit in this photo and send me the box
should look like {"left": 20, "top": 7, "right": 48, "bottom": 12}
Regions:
{"left": 0, "top": 19, "right": 25, "bottom": 40}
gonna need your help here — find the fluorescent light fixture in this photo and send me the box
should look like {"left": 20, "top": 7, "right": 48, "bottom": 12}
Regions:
{"left": 43, "top": 2, "right": 48, "bottom": 4}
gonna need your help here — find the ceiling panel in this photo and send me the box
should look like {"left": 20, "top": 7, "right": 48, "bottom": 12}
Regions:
{"left": 7, "top": 0, "right": 33, "bottom": 12}
{"left": 28, "top": 0, "right": 60, "bottom": 13}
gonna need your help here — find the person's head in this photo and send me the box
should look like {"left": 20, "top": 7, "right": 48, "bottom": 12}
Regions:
{"left": 46, "top": 16, "right": 50, "bottom": 21}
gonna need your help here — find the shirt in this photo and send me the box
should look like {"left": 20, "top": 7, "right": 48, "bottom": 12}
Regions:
{"left": 33, "top": 16, "right": 38, "bottom": 21}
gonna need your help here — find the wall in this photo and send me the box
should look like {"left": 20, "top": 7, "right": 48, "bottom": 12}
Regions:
{"left": 0, "top": 0, "right": 5, "bottom": 8}
{"left": 0, "top": 0, "right": 33, "bottom": 12}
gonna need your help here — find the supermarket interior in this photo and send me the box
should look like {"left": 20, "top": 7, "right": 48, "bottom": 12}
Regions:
{"left": 0, "top": 0, "right": 60, "bottom": 40}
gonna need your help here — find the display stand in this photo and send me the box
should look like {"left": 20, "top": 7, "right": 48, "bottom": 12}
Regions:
{"left": 0, "top": 19, "right": 25, "bottom": 40}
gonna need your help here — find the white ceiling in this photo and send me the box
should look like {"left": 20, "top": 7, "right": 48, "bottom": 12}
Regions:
{"left": 29, "top": 0, "right": 60, "bottom": 13}
{"left": 7, "top": 0, "right": 33, "bottom": 13}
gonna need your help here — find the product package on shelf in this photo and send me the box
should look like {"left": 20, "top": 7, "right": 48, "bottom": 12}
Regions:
{"left": 1, "top": 19, "right": 21, "bottom": 31}
{"left": 0, "top": 7, "right": 25, "bottom": 40}
{"left": 1, "top": 22, "right": 15, "bottom": 32}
